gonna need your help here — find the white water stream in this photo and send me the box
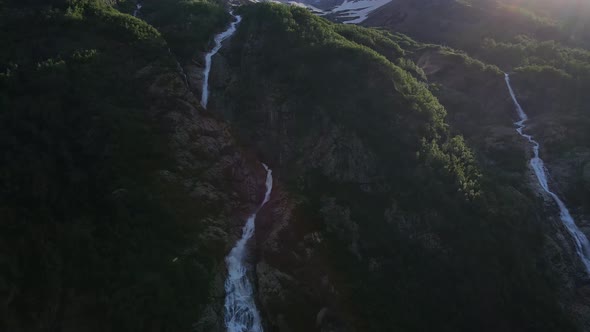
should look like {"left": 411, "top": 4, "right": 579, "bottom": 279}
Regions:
{"left": 132, "top": 3, "right": 142, "bottom": 17}
{"left": 505, "top": 73, "right": 590, "bottom": 273}
{"left": 200, "top": 13, "right": 242, "bottom": 109}
{"left": 224, "top": 164, "right": 273, "bottom": 332}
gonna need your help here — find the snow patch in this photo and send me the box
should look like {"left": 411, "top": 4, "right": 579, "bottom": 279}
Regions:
{"left": 288, "top": 1, "right": 327, "bottom": 13}
{"left": 328, "top": 0, "right": 393, "bottom": 24}
{"left": 273, "top": 0, "right": 392, "bottom": 23}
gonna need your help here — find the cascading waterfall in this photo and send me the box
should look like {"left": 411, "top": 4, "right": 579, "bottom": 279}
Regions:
{"left": 132, "top": 2, "right": 142, "bottom": 17}
{"left": 200, "top": 12, "right": 242, "bottom": 109}
{"left": 224, "top": 164, "right": 273, "bottom": 332}
{"left": 505, "top": 73, "right": 590, "bottom": 273}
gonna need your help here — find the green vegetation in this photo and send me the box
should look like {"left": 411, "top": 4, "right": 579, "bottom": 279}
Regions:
{"left": 479, "top": 32, "right": 590, "bottom": 212}
{"left": 140, "top": 0, "right": 230, "bottom": 62}
{"left": 220, "top": 4, "right": 574, "bottom": 331}
{"left": 375, "top": 0, "right": 590, "bottom": 232}
{"left": 0, "top": 0, "right": 224, "bottom": 330}
{"left": 2, "top": 0, "right": 588, "bottom": 331}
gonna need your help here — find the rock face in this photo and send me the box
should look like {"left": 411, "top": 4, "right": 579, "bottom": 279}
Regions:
{"left": 185, "top": 62, "right": 205, "bottom": 102}
{"left": 254, "top": 184, "right": 355, "bottom": 332}
{"left": 141, "top": 53, "right": 265, "bottom": 207}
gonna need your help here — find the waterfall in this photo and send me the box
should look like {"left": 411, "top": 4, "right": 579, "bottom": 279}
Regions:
{"left": 133, "top": 2, "right": 142, "bottom": 17}
{"left": 505, "top": 73, "right": 590, "bottom": 273}
{"left": 224, "top": 164, "right": 273, "bottom": 332}
{"left": 200, "top": 13, "right": 242, "bottom": 109}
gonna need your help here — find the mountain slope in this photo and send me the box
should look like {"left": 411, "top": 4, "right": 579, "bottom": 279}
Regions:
{"left": 0, "top": 1, "right": 264, "bottom": 331}
{"left": 362, "top": 0, "right": 590, "bottom": 329}
{"left": 1, "top": 1, "right": 588, "bottom": 331}
{"left": 209, "top": 4, "right": 575, "bottom": 331}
